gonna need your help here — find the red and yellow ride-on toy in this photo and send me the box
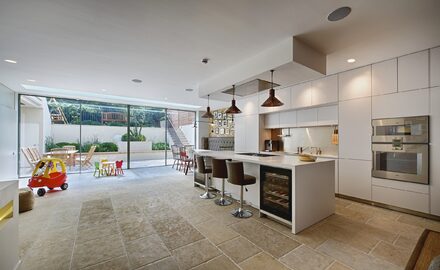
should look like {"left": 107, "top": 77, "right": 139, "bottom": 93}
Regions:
{"left": 28, "top": 158, "right": 68, "bottom": 197}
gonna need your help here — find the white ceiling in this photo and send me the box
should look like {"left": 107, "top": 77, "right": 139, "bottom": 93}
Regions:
{"left": 0, "top": 0, "right": 439, "bottom": 109}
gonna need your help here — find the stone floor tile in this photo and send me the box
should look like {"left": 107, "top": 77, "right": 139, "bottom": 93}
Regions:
{"left": 172, "top": 239, "right": 221, "bottom": 270}
{"left": 158, "top": 222, "right": 205, "bottom": 250}
{"left": 370, "top": 241, "right": 412, "bottom": 267}
{"left": 239, "top": 252, "right": 289, "bottom": 270}
{"left": 136, "top": 256, "right": 179, "bottom": 270}
{"left": 393, "top": 235, "right": 418, "bottom": 250}
{"left": 195, "top": 220, "right": 239, "bottom": 245}
{"left": 192, "top": 255, "right": 240, "bottom": 270}
{"left": 118, "top": 214, "right": 156, "bottom": 242}
{"left": 217, "top": 236, "right": 261, "bottom": 263}
{"left": 327, "top": 261, "right": 353, "bottom": 270}
{"left": 398, "top": 214, "right": 440, "bottom": 231}
{"left": 32, "top": 225, "right": 77, "bottom": 248}
{"left": 71, "top": 234, "right": 125, "bottom": 269}
{"left": 231, "top": 219, "right": 301, "bottom": 258}
{"left": 280, "top": 245, "right": 334, "bottom": 270}
{"left": 20, "top": 238, "right": 74, "bottom": 270}
{"left": 366, "top": 216, "right": 424, "bottom": 241}
{"left": 125, "top": 234, "right": 170, "bottom": 269}
{"left": 317, "top": 239, "right": 401, "bottom": 270}
{"left": 82, "top": 255, "right": 130, "bottom": 270}
{"left": 76, "top": 222, "right": 119, "bottom": 243}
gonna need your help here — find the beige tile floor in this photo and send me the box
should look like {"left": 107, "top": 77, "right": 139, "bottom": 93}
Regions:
{"left": 18, "top": 167, "right": 440, "bottom": 270}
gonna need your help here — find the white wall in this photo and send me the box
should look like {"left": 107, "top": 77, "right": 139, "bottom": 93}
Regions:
{"left": 51, "top": 124, "right": 166, "bottom": 144}
{"left": 180, "top": 124, "right": 195, "bottom": 145}
{"left": 0, "top": 84, "right": 17, "bottom": 180}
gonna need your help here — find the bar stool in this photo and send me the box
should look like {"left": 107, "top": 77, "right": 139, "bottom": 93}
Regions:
{"left": 212, "top": 158, "right": 232, "bottom": 206}
{"left": 226, "top": 161, "right": 256, "bottom": 218}
{"left": 196, "top": 155, "right": 216, "bottom": 199}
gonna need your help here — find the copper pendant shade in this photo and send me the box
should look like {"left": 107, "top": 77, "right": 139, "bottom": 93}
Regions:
{"left": 201, "top": 94, "right": 214, "bottom": 118}
{"left": 261, "top": 70, "right": 284, "bottom": 107}
{"left": 225, "top": 85, "right": 242, "bottom": 114}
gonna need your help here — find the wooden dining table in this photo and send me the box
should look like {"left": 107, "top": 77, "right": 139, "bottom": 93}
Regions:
{"left": 44, "top": 150, "right": 78, "bottom": 167}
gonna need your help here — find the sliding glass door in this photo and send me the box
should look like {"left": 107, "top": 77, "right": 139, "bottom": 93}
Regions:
{"left": 129, "top": 106, "right": 166, "bottom": 168}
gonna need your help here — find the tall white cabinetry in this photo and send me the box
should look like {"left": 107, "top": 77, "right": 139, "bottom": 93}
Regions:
{"left": 234, "top": 114, "right": 260, "bottom": 153}
{"left": 0, "top": 84, "right": 17, "bottom": 180}
{"left": 430, "top": 87, "right": 440, "bottom": 216}
{"left": 398, "top": 50, "right": 429, "bottom": 92}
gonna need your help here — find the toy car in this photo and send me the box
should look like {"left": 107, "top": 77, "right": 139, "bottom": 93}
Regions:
{"left": 28, "top": 158, "right": 68, "bottom": 197}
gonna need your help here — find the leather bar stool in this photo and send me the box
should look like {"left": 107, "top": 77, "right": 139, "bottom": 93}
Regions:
{"left": 196, "top": 155, "right": 216, "bottom": 199}
{"left": 212, "top": 158, "right": 232, "bottom": 206}
{"left": 226, "top": 161, "right": 256, "bottom": 218}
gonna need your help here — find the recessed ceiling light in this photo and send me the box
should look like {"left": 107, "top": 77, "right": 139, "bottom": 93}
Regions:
{"left": 185, "top": 88, "right": 194, "bottom": 92}
{"left": 27, "top": 79, "right": 36, "bottom": 82}
{"left": 4, "top": 59, "right": 17, "bottom": 64}
{"left": 201, "top": 58, "right": 209, "bottom": 64}
{"left": 328, "top": 7, "right": 351, "bottom": 22}
{"left": 347, "top": 58, "right": 356, "bottom": 63}
{"left": 132, "top": 79, "right": 142, "bottom": 83}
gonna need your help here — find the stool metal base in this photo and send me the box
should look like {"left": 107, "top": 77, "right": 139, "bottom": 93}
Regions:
{"left": 231, "top": 208, "right": 253, "bottom": 218}
{"left": 200, "top": 192, "right": 216, "bottom": 199}
{"left": 214, "top": 197, "right": 232, "bottom": 206}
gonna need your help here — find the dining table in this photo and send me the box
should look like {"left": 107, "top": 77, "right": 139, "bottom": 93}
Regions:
{"left": 44, "top": 150, "right": 78, "bottom": 167}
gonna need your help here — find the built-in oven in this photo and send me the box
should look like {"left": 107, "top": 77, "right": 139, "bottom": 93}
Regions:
{"left": 372, "top": 143, "right": 429, "bottom": 184}
{"left": 372, "top": 116, "right": 429, "bottom": 184}
{"left": 372, "top": 116, "right": 429, "bottom": 143}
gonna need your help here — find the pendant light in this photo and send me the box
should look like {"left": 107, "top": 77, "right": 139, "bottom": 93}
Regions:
{"left": 261, "top": 70, "right": 284, "bottom": 107}
{"left": 201, "top": 94, "right": 214, "bottom": 118}
{"left": 225, "top": 85, "right": 242, "bottom": 114}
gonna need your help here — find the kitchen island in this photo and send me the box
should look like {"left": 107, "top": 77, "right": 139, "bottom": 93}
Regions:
{"left": 193, "top": 150, "right": 335, "bottom": 234}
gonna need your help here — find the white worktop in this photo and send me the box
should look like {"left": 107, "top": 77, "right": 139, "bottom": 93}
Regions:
{"left": 194, "top": 150, "right": 334, "bottom": 170}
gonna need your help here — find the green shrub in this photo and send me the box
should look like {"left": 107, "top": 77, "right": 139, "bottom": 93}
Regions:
{"left": 55, "top": 142, "right": 79, "bottom": 150}
{"left": 152, "top": 142, "right": 170, "bottom": 150}
{"left": 96, "top": 142, "right": 118, "bottom": 152}
{"left": 121, "top": 133, "right": 146, "bottom": 142}
{"left": 44, "top": 136, "right": 58, "bottom": 152}
{"left": 81, "top": 120, "right": 101, "bottom": 126}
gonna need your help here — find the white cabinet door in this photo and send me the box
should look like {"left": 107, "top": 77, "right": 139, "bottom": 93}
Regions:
{"left": 372, "top": 88, "right": 429, "bottom": 119}
{"left": 272, "top": 87, "right": 291, "bottom": 112}
{"left": 291, "top": 82, "right": 312, "bottom": 109}
{"left": 431, "top": 47, "right": 440, "bottom": 87}
{"left": 311, "top": 75, "right": 338, "bottom": 105}
{"left": 431, "top": 87, "right": 440, "bottom": 215}
{"left": 259, "top": 90, "right": 273, "bottom": 114}
{"left": 279, "top": 110, "right": 297, "bottom": 128}
{"left": 264, "top": 113, "right": 279, "bottom": 129}
{"left": 296, "top": 108, "right": 317, "bottom": 127}
{"left": 233, "top": 115, "right": 246, "bottom": 152}
{"left": 317, "top": 105, "right": 338, "bottom": 126}
{"left": 372, "top": 185, "right": 429, "bottom": 213}
{"left": 339, "top": 97, "right": 372, "bottom": 160}
{"left": 245, "top": 114, "right": 260, "bottom": 153}
{"left": 339, "top": 159, "right": 372, "bottom": 200}
{"left": 372, "top": 58, "right": 397, "bottom": 96}
{"left": 398, "top": 50, "right": 429, "bottom": 92}
{"left": 339, "top": 66, "right": 371, "bottom": 101}
{"left": 239, "top": 94, "right": 259, "bottom": 116}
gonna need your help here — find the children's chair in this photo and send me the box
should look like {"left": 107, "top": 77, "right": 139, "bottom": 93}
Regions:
{"left": 115, "top": 160, "right": 124, "bottom": 175}
{"left": 93, "top": 162, "right": 102, "bottom": 177}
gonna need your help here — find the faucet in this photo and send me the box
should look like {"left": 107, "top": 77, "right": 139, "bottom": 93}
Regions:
{"left": 310, "top": 147, "right": 322, "bottom": 155}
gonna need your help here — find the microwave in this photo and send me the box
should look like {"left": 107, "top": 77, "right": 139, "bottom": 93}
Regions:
{"left": 372, "top": 116, "right": 429, "bottom": 144}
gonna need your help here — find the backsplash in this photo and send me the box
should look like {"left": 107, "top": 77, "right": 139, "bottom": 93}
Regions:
{"left": 281, "top": 126, "right": 338, "bottom": 156}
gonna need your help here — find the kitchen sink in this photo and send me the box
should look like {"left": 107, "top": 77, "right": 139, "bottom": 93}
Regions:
{"left": 237, "top": 152, "right": 276, "bottom": 157}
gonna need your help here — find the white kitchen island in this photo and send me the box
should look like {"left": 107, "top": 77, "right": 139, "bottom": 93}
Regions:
{"left": 194, "top": 150, "right": 335, "bottom": 234}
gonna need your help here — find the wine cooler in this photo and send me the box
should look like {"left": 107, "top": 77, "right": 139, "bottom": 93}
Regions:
{"left": 260, "top": 165, "right": 292, "bottom": 222}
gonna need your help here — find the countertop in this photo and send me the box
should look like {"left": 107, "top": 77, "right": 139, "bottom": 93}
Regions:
{"left": 193, "top": 150, "right": 335, "bottom": 170}
{"left": 262, "top": 151, "right": 339, "bottom": 159}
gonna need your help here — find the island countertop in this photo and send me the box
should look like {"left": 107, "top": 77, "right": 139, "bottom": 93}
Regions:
{"left": 193, "top": 150, "right": 334, "bottom": 170}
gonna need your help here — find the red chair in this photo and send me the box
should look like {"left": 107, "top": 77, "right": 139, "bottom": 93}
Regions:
{"left": 115, "top": 160, "right": 124, "bottom": 175}
{"left": 179, "top": 148, "right": 193, "bottom": 175}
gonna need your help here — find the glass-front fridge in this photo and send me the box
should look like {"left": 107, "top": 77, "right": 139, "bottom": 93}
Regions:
{"left": 260, "top": 165, "right": 292, "bottom": 221}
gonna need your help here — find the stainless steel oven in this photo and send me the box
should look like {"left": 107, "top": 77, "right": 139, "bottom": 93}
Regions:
{"left": 372, "top": 143, "right": 429, "bottom": 184}
{"left": 372, "top": 116, "right": 429, "bottom": 143}
{"left": 372, "top": 116, "right": 429, "bottom": 184}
